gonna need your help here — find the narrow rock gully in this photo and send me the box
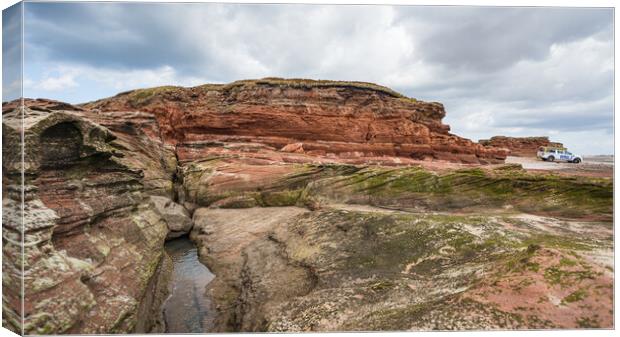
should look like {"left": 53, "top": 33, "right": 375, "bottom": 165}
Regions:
{"left": 159, "top": 148, "right": 218, "bottom": 333}
{"left": 162, "top": 236, "right": 216, "bottom": 333}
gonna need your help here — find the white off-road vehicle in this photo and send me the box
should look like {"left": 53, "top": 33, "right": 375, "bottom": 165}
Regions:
{"left": 537, "top": 146, "right": 582, "bottom": 163}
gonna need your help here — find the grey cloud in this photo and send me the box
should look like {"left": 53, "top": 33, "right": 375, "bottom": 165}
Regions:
{"left": 24, "top": 4, "right": 613, "bottom": 87}
{"left": 3, "top": 3, "right": 23, "bottom": 102}
{"left": 394, "top": 6, "right": 612, "bottom": 72}
{"left": 19, "top": 3, "right": 614, "bottom": 153}
{"left": 25, "top": 3, "right": 216, "bottom": 74}
{"left": 25, "top": 3, "right": 336, "bottom": 80}
{"left": 492, "top": 110, "right": 613, "bottom": 132}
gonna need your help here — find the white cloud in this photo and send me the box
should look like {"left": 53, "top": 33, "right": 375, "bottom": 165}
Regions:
{"left": 83, "top": 65, "right": 207, "bottom": 90}
{"left": 37, "top": 73, "right": 78, "bottom": 91}
{"left": 444, "top": 35, "right": 613, "bottom": 133}
{"left": 25, "top": 64, "right": 210, "bottom": 99}
{"left": 20, "top": 3, "right": 614, "bottom": 153}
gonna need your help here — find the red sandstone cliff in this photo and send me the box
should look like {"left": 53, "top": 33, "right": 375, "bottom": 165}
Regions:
{"left": 0, "top": 83, "right": 507, "bottom": 334}
{"left": 2, "top": 99, "right": 180, "bottom": 334}
{"left": 83, "top": 78, "right": 507, "bottom": 164}
{"left": 479, "top": 136, "right": 564, "bottom": 157}
{"left": 2, "top": 91, "right": 612, "bottom": 334}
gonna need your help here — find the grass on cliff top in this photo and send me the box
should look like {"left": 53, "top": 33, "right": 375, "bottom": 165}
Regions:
{"left": 123, "top": 86, "right": 182, "bottom": 107}
{"left": 107, "top": 78, "right": 420, "bottom": 105}
{"left": 487, "top": 136, "right": 550, "bottom": 141}
{"left": 215, "top": 78, "right": 417, "bottom": 101}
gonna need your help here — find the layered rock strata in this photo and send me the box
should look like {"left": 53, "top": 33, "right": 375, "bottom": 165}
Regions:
{"left": 2, "top": 100, "right": 178, "bottom": 334}
{"left": 84, "top": 78, "right": 507, "bottom": 164}
{"left": 2, "top": 79, "right": 612, "bottom": 334}
{"left": 479, "top": 136, "right": 564, "bottom": 157}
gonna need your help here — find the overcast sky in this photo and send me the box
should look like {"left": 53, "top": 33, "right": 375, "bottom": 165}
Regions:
{"left": 3, "top": 3, "right": 614, "bottom": 154}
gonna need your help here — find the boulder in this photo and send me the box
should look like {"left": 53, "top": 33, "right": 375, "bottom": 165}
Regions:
{"left": 150, "top": 196, "right": 193, "bottom": 239}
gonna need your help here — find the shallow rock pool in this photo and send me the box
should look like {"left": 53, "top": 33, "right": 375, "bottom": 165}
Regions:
{"left": 163, "top": 236, "right": 216, "bottom": 333}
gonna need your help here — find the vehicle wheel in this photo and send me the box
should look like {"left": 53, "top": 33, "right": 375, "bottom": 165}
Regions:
{"left": 573, "top": 158, "right": 581, "bottom": 164}
{"left": 547, "top": 156, "right": 554, "bottom": 162}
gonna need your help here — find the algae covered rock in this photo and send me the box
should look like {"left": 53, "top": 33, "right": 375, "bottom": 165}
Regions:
{"left": 191, "top": 206, "right": 613, "bottom": 331}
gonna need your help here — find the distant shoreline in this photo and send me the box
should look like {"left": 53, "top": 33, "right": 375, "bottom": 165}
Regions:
{"left": 583, "top": 155, "right": 614, "bottom": 163}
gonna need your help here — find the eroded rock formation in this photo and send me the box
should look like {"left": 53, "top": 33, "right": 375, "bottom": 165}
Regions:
{"left": 2, "top": 100, "right": 175, "bottom": 334}
{"left": 83, "top": 78, "right": 507, "bottom": 164}
{"left": 479, "top": 136, "right": 564, "bottom": 157}
{"left": 2, "top": 80, "right": 612, "bottom": 334}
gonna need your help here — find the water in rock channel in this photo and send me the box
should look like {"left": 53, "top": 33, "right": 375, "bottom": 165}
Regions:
{"left": 163, "top": 236, "right": 216, "bottom": 333}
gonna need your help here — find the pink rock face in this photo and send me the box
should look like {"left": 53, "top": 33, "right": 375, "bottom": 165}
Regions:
{"left": 83, "top": 79, "right": 507, "bottom": 164}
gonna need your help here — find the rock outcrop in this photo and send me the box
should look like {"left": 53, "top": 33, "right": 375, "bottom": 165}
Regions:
{"left": 2, "top": 81, "right": 612, "bottom": 334}
{"left": 83, "top": 78, "right": 507, "bottom": 164}
{"left": 191, "top": 205, "right": 613, "bottom": 331}
{"left": 2, "top": 99, "right": 175, "bottom": 334}
{"left": 185, "top": 161, "right": 613, "bottom": 331}
{"left": 479, "top": 136, "right": 564, "bottom": 157}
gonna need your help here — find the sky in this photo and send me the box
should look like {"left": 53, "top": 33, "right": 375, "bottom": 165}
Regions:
{"left": 2, "top": 2, "right": 615, "bottom": 155}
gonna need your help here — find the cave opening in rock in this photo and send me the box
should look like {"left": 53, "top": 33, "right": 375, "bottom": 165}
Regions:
{"left": 40, "top": 122, "right": 83, "bottom": 168}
